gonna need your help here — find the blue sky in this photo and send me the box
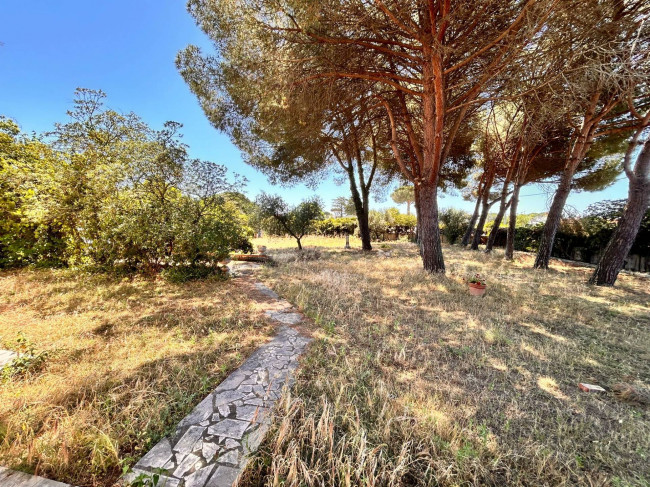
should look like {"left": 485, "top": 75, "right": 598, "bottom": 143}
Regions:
{"left": 0, "top": 0, "right": 630, "bottom": 215}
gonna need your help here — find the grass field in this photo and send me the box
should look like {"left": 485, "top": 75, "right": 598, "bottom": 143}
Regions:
{"left": 0, "top": 269, "right": 274, "bottom": 487}
{"left": 243, "top": 237, "right": 650, "bottom": 486}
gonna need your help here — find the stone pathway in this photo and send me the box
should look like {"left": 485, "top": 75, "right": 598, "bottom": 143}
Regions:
{"left": 126, "top": 262, "right": 311, "bottom": 487}
{"left": 0, "top": 467, "right": 70, "bottom": 487}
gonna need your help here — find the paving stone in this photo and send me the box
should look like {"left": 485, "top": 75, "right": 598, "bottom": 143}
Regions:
{"left": 235, "top": 405, "right": 269, "bottom": 422}
{"left": 217, "top": 449, "right": 239, "bottom": 466}
{"left": 179, "top": 395, "right": 215, "bottom": 427}
{"left": 217, "top": 404, "right": 231, "bottom": 417}
{"left": 213, "top": 390, "right": 246, "bottom": 407}
{"left": 173, "top": 452, "right": 201, "bottom": 478}
{"left": 0, "top": 466, "right": 72, "bottom": 487}
{"left": 207, "top": 419, "right": 249, "bottom": 439}
{"left": 185, "top": 464, "right": 216, "bottom": 487}
{"left": 253, "top": 282, "right": 280, "bottom": 299}
{"left": 242, "top": 422, "right": 271, "bottom": 457}
{"left": 205, "top": 465, "right": 240, "bottom": 487}
{"left": 136, "top": 438, "right": 174, "bottom": 469}
{"left": 173, "top": 426, "right": 205, "bottom": 453}
{"left": 202, "top": 441, "right": 221, "bottom": 462}
{"left": 265, "top": 310, "right": 303, "bottom": 325}
{"left": 224, "top": 438, "right": 240, "bottom": 450}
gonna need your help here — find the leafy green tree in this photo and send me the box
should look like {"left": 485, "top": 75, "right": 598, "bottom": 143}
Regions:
{"left": 256, "top": 194, "right": 323, "bottom": 249}
{"left": 391, "top": 186, "right": 415, "bottom": 215}
{"left": 331, "top": 197, "right": 350, "bottom": 218}
{"left": 0, "top": 117, "right": 67, "bottom": 268}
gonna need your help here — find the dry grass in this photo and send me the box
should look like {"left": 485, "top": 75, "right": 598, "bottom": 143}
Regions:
{"left": 254, "top": 235, "right": 364, "bottom": 251}
{"left": 0, "top": 269, "right": 274, "bottom": 487}
{"left": 243, "top": 238, "right": 650, "bottom": 486}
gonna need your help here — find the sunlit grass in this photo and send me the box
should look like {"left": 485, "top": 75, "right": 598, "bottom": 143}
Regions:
{"left": 0, "top": 269, "right": 274, "bottom": 487}
{"left": 242, "top": 239, "right": 650, "bottom": 486}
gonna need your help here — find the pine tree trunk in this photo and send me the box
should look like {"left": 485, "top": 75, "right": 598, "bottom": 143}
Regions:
{"left": 534, "top": 169, "right": 573, "bottom": 269}
{"left": 414, "top": 185, "right": 422, "bottom": 250}
{"left": 590, "top": 139, "right": 650, "bottom": 285}
{"left": 357, "top": 202, "right": 372, "bottom": 251}
{"left": 346, "top": 163, "right": 372, "bottom": 251}
{"left": 462, "top": 195, "right": 481, "bottom": 247}
{"left": 485, "top": 186, "right": 511, "bottom": 253}
{"left": 471, "top": 193, "right": 490, "bottom": 250}
{"left": 418, "top": 183, "right": 445, "bottom": 272}
{"left": 505, "top": 181, "right": 522, "bottom": 260}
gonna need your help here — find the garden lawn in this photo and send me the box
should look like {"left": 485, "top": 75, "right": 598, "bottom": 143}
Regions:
{"left": 243, "top": 238, "right": 650, "bottom": 486}
{"left": 0, "top": 269, "right": 274, "bottom": 487}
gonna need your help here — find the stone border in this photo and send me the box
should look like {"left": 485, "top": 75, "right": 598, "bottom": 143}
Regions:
{"left": 0, "top": 467, "right": 71, "bottom": 487}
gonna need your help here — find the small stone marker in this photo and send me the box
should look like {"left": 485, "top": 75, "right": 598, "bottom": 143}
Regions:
{"left": 578, "top": 383, "right": 606, "bottom": 393}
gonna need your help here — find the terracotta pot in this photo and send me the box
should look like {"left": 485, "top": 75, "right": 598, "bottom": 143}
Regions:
{"left": 469, "top": 283, "right": 486, "bottom": 296}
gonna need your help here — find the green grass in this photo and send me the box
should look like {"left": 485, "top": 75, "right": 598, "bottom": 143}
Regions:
{"left": 0, "top": 269, "right": 274, "bottom": 487}
{"left": 241, "top": 239, "right": 650, "bottom": 486}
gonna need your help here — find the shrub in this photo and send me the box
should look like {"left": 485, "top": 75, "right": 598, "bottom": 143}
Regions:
{"left": 439, "top": 208, "right": 470, "bottom": 244}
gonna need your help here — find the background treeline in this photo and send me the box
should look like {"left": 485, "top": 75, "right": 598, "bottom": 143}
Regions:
{"left": 179, "top": 0, "right": 650, "bottom": 286}
{"left": 0, "top": 89, "right": 253, "bottom": 279}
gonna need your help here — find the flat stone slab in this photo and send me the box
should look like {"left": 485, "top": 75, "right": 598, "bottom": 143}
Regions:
{"left": 265, "top": 310, "right": 303, "bottom": 325}
{"left": 127, "top": 323, "right": 311, "bottom": 487}
{"left": 0, "top": 467, "right": 71, "bottom": 487}
{"left": 0, "top": 349, "right": 18, "bottom": 367}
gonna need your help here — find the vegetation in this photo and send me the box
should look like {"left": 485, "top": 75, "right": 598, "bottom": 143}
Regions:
{"left": 243, "top": 239, "right": 650, "bottom": 486}
{"left": 256, "top": 194, "right": 323, "bottom": 250}
{"left": 0, "top": 90, "right": 252, "bottom": 277}
{"left": 0, "top": 269, "right": 273, "bottom": 486}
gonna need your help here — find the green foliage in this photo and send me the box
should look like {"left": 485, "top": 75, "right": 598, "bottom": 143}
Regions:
{"left": 256, "top": 193, "right": 323, "bottom": 248}
{"left": 314, "top": 217, "right": 357, "bottom": 236}
{"left": 0, "top": 90, "right": 252, "bottom": 274}
{"left": 390, "top": 185, "right": 415, "bottom": 207}
{"left": 1, "top": 333, "right": 49, "bottom": 381}
{"left": 367, "top": 208, "right": 416, "bottom": 240}
{"left": 331, "top": 197, "right": 354, "bottom": 218}
{"left": 502, "top": 201, "right": 649, "bottom": 261}
{"left": 439, "top": 208, "right": 470, "bottom": 244}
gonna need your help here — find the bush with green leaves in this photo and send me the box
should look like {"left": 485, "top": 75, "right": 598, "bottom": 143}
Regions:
{"left": 1, "top": 90, "right": 253, "bottom": 274}
{"left": 439, "top": 208, "right": 470, "bottom": 244}
{"left": 313, "top": 217, "right": 357, "bottom": 236}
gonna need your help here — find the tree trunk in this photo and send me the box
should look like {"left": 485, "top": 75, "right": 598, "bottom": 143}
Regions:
{"left": 471, "top": 191, "right": 491, "bottom": 250}
{"left": 590, "top": 139, "right": 650, "bottom": 285}
{"left": 357, "top": 202, "right": 372, "bottom": 251}
{"left": 413, "top": 185, "right": 422, "bottom": 249}
{"left": 534, "top": 99, "right": 598, "bottom": 269}
{"left": 505, "top": 181, "right": 522, "bottom": 260}
{"left": 346, "top": 163, "right": 372, "bottom": 251}
{"left": 296, "top": 237, "right": 302, "bottom": 250}
{"left": 485, "top": 185, "right": 511, "bottom": 253}
{"left": 406, "top": 200, "right": 411, "bottom": 216}
{"left": 533, "top": 168, "right": 573, "bottom": 268}
{"left": 418, "top": 183, "right": 445, "bottom": 272}
{"left": 462, "top": 195, "right": 481, "bottom": 247}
